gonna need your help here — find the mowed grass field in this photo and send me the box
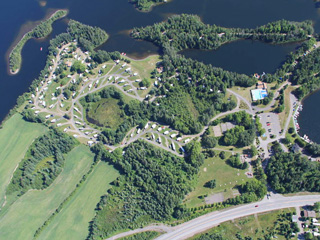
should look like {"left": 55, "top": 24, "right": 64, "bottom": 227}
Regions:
{"left": 0, "top": 114, "right": 47, "bottom": 208}
{"left": 128, "top": 55, "right": 160, "bottom": 80}
{"left": 184, "top": 151, "right": 247, "bottom": 208}
{"left": 0, "top": 145, "right": 94, "bottom": 240}
{"left": 37, "top": 161, "right": 119, "bottom": 240}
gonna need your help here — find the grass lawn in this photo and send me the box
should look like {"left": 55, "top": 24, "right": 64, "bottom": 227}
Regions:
{"left": 190, "top": 208, "right": 294, "bottom": 240}
{"left": 183, "top": 151, "right": 247, "bottom": 208}
{"left": 0, "top": 145, "right": 94, "bottom": 240}
{"left": 0, "top": 114, "right": 47, "bottom": 208}
{"left": 37, "top": 161, "right": 119, "bottom": 240}
{"left": 239, "top": 100, "right": 249, "bottom": 109}
{"left": 87, "top": 98, "right": 124, "bottom": 129}
{"left": 230, "top": 86, "right": 255, "bottom": 103}
{"left": 278, "top": 86, "right": 296, "bottom": 130}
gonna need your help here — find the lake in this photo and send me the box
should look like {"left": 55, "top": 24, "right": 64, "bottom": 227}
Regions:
{"left": 0, "top": 0, "right": 319, "bottom": 124}
{"left": 298, "top": 90, "right": 320, "bottom": 144}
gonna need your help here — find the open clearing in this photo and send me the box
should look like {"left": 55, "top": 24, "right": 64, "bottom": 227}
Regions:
{"left": 184, "top": 151, "right": 247, "bottom": 208}
{"left": 37, "top": 161, "right": 119, "bottom": 240}
{"left": 0, "top": 145, "right": 94, "bottom": 240}
{"left": 128, "top": 55, "right": 160, "bottom": 80}
{"left": 0, "top": 114, "right": 47, "bottom": 208}
{"left": 87, "top": 98, "right": 124, "bottom": 129}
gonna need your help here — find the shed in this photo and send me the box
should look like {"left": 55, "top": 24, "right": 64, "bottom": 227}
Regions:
{"left": 292, "top": 215, "right": 299, "bottom": 222}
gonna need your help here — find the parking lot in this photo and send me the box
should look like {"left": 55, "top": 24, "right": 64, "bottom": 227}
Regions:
{"left": 259, "top": 112, "right": 281, "bottom": 139}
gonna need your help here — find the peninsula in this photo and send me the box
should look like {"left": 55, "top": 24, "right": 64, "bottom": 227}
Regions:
{"left": 8, "top": 9, "right": 68, "bottom": 75}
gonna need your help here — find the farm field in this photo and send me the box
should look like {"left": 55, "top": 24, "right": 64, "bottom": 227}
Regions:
{"left": 0, "top": 114, "right": 47, "bottom": 208}
{"left": 0, "top": 145, "right": 94, "bottom": 240}
{"left": 37, "top": 161, "right": 119, "bottom": 240}
{"left": 184, "top": 151, "right": 247, "bottom": 208}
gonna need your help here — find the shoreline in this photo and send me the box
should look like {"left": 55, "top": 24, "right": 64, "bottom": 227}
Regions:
{"left": 7, "top": 9, "right": 68, "bottom": 76}
{"left": 295, "top": 88, "right": 320, "bottom": 145}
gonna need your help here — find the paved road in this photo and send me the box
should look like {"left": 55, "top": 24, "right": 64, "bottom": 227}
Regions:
{"left": 106, "top": 195, "right": 320, "bottom": 240}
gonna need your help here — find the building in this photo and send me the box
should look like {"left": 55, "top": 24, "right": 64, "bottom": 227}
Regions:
{"left": 304, "top": 210, "right": 316, "bottom": 218}
{"left": 292, "top": 215, "right": 299, "bottom": 222}
{"left": 251, "top": 81, "right": 268, "bottom": 101}
{"left": 65, "top": 61, "right": 72, "bottom": 67}
{"left": 256, "top": 81, "right": 267, "bottom": 90}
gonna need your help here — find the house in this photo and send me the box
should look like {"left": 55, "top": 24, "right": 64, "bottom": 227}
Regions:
{"left": 65, "top": 61, "right": 72, "bottom": 67}
{"left": 304, "top": 210, "right": 316, "bottom": 218}
{"left": 156, "top": 66, "right": 163, "bottom": 73}
{"left": 256, "top": 81, "right": 267, "bottom": 90}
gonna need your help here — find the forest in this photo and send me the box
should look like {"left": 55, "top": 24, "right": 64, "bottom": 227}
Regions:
{"left": 266, "top": 143, "right": 320, "bottom": 193}
{"left": 131, "top": 14, "right": 313, "bottom": 51}
{"left": 149, "top": 46, "right": 251, "bottom": 133}
{"left": 291, "top": 47, "right": 320, "bottom": 99}
{"left": 67, "top": 19, "right": 109, "bottom": 52}
{"left": 217, "top": 111, "right": 256, "bottom": 147}
{"left": 6, "top": 128, "right": 77, "bottom": 197}
{"left": 9, "top": 10, "right": 68, "bottom": 73}
{"left": 87, "top": 140, "right": 203, "bottom": 239}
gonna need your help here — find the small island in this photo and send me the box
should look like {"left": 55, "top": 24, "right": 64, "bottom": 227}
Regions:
{"left": 8, "top": 9, "right": 68, "bottom": 75}
{"left": 129, "top": 0, "right": 170, "bottom": 12}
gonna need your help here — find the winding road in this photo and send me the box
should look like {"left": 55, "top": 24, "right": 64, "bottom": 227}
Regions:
{"left": 106, "top": 194, "right": 320, "bottom": 240}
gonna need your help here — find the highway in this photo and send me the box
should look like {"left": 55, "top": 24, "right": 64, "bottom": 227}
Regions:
{"left": 106, "top": 194, "right": 320, "bottom": 240}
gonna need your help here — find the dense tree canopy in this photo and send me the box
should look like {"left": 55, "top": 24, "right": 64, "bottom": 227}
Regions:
{"left": 266, "top": 151, "right": 320, "bottom": 193}
{"left": 87, "top": 140, "right": 203, "bottom": 239}
{"left": 67, "top": 19, "right": 109, "bottom": 51}
{"left": 132, "top": 14, "right": 313, "bottom": 51}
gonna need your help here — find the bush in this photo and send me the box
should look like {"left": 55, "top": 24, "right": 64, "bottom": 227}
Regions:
{"left": 205, "top": 179, "right": 216, "bottom": 189}
{"left": 219, "top": 151, "right": 226, "bottom": 159}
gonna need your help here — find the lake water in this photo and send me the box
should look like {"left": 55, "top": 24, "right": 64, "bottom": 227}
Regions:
{"left": 181, "top": 40, "right": 299, "bottom": 75}
{"left": 298, "top": 91, "right": 320, "bottom": 144}
{"left": 0, "top": 0, "right": 320, "bottom": 125}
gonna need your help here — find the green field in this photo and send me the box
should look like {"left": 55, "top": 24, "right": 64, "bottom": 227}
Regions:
{"left": 128, "top": 55, "right": 160, "bottom": 80}
{"left": 0, "top": 145, "right": 94, "bottom": 240}
{"left": 87, "top": 98, "right": 124, "bottom": 129}
{"left": 184, "top": 151, "right": 247, "bottom": 208}
{"left": 0, "top": 114, "right": 47, "bottom": 208}
{"left": 190, "top": 208, "right": 294, "bottom": 240}
{"left": 37, "top": 161, "right": 119, "bottom": 240}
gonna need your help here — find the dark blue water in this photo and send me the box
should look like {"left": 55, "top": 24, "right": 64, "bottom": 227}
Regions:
{"left": 0, "top": 0, "right": 319, "bottom": 122}
{"left": 181, "top": 40, "right": 299, "bottom": 75}
{"left": 298, "top": 91, "right": 320, "bottom": 143}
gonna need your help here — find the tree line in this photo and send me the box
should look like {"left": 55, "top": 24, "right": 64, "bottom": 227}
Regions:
{"left": 6, "top": 128, "right": 77, "bottom": 198}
